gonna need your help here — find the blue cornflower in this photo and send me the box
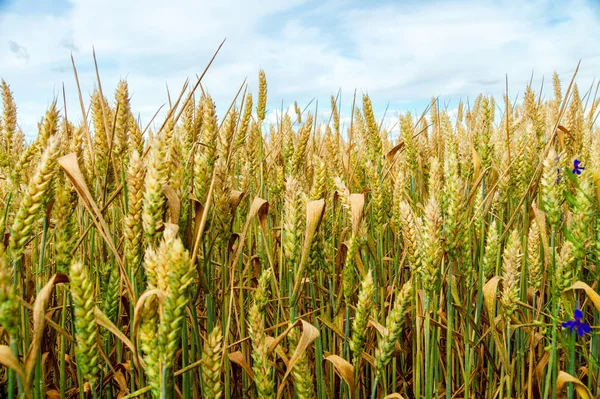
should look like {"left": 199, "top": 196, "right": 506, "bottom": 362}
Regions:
{"left": 572, "top": 159, "right": 585, "bottom": 175}
{"left": 562, "top": 305, "right": 591, "bottom": 337}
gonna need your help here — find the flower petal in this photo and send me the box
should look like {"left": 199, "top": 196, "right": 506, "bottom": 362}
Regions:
{"left": 562, "top": 320, "right": 576, "bottom": 329}
{"left": 574, "top": 309, "right": 583, "bottom": 321}
{"left": 581, "top": 323, "right": 592, "bottom": 334}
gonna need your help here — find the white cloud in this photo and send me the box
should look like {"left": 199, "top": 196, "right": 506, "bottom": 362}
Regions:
{"left": 0, "top": 0, "right": 599, "bottom": 139}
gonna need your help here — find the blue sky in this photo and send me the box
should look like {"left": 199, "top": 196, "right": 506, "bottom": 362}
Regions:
{"left": 1, "top": 0, "right": 600, "bottom": 139}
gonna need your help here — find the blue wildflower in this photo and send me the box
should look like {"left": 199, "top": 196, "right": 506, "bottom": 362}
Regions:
{"left": 572, "top": 159, "right": 585, "bottom": 175}
{"left": 562, "top": 305, "right": 591, "bottom": 337}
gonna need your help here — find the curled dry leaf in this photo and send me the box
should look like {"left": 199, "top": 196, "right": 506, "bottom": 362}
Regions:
{"left": 25, "top": 273, "right": 68, "bottom": 388}
{"left": 46, "top": 389, "right": 61, "bottom": 399}
{"left": 534, "top": 352, "right": 550, "bottom": 384}
{"left": 58, "top": 153, "right": 135, "bottom": 302}
{"left": 190, "top": 194, "right": 205, "bottom": 243}
{"left": 228, "top": 351, "right": 255, "bottom": 379}
{"left": 113, "top": 370, "right": 130, "bottom": 398}
{"left": 268, "top": 321, "right": 299, "bottom": 356}
{"left": 385, "top": 142, "right": 404, "bottom": 164}
{"left": 0, "top": 345, "right": 25, "bottom": 382}
{"left": 368, "top": 317, "right": 404, "bottom": 354}
{"left": 349, "top": 193, "right": 365, "bottom": 235}
{"left": 265, "top": 336, "right": 290, "bottom": 367}
{"left": 230, "top": 190, "right": 244, "bottom": 213}
{"left": 324, "top": 354, "right": 355, "bottom": 395}
{"left": 95, "top": 308, "right": 141, "bottom": 369}
{"left": 471, "top": 144, "right": 481, "bottom": 179}
{"left": 227, "top": 233, "right": 240, "bottom": 256}
{"left": 229, "top": 196, "right": 268, "bottom": 270}
{"left": 162, "top": 184, "right": 180, "bottom": 224}
{"left": 276, "top": 320, "right": 320, "bottom": 399}
{"left": 131, "top": 288, "right": 165, "bottom": 368}
{"left": 556, "top": 371, "right": 592, "bottom": 399}
{"left": 17, "top": 294, "right": 74, "bottom": 342}
{"left": 563, "top": 281, "right": 600, "bottom": 313}
{"left": 531, "top": 203, "right": 550, "bottom": 267}
{"left": 291, "top": 199, "right": 326, "bottom": 305}
{"left": 368, "top": 318, "right": 386, "bottom": 336}
{"left": 482, "top": 276, "right": 508, "bottom": 368}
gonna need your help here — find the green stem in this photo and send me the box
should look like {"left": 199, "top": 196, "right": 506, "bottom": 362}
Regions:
{"left": 506, "top": 321, "right": 512, "bottom": 399}
{"left": 446, "top": 259, "right": 454, "bottom": 399}
{"left": 370, "top": 376, "right": 379, "bottom": 399}
{"left": 425, "top": 295, "right": 432, "bottom": 399}
{"left": 543, "top": 227, "right": 557, "bottom": 399}
{"left": 60, "top": 292, "right": 67, "bottom": 399}
{"left": 567, "top": 329, "right": 576, "bottom": 399}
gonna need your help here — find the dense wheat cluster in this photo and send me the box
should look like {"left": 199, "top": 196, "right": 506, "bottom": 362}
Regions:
{"left": 1, "top": 63, "right": 600, "bottom": 399}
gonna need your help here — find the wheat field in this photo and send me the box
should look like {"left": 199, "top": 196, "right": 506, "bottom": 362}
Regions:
{"left": 0, "top": 56, "right": 599, "bottom": 399}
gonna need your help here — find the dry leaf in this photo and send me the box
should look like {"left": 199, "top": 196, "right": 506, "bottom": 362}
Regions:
{"left": 266, "top": 336, "right": 290, "bottom": 367}
{"left": 368, "top": 318, "right": 386, "bottom": 336}
{"left": 230, "top": 197, "right": 269, "bottom": 270}
{"left": 17, "top": 295, "right": 74, "bottom": 342}
{"left": 291, "top": 199, "right": 326, "bottom": 305}
{"left": 131, "top": 289, "right": 165, "bottom": 369}
{"left": 349, "top": 193, "right": 365, "bottom": 235}
{"left": 482, "top": 276, "right": 508, "bottom": 368}
{"left": 276, "top": 320, "right": 320, "bottom": 399}
{"left": 531, "top": 203, "right": 550, "bottom": 267}
{"left": 112, "top": 370, "right": 129, "bottom": 397}
{"left": 0, "top": 345, "right": 25, "bottom": 382}
{"left": 162, "top": 184, "right": 180, "bottom": 224}
{"left": 229, "top": 190, "right": 244, "bottom": 213}
{"left": 556, "top": 371, "right": 592, "bottom": 399}
{"left": 25, "top": 273, "right": 68, "bottom": 388}
{"left": 190, "top": 194, "right": 205, "bottom": 244}
{"left": 268, "top": 322, "right": 300, "bottom": 356}
{"left": 385, "top": 142, "right": 404, "bottom": 164}
{"left": 46, "top": 389, "right": 61, "bottom": 399}
{"left": 58, "top": 153, "right": 135, "bottom": 302}
{"left": 228, "top": 351, "right": 254, "bottom": 379}
{"left": 95, "top": 307, "right": 141, "bottom": 369}
{"left": 324, "top": 354, "right": 355, "bottom": 395}
{"left": 563, "top": 281, "right": 600, "bottom": 313}
{"left": 557, "top": 124, "right": 572, "bottom": 137}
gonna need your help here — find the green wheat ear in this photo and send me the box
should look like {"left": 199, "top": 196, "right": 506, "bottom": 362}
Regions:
{"left": 9, "top": 134, "right": 60, "bottom": 261}
{"left": 375, "top": 279, "right": 412, "bottom": 376}
{"left": 0, "top": 247, "right": 19, "bottom": 339}
{"left": 350, "top": 269, "right": 374, "bottom": 366}
{"left": 249, "top": 269, "right": 274, "bottom": 399}
{"left": 70, "top": 260, "right": 100, "bottom": 386}
{"left": 202, "top": 325, "right": 223, "bottom": 399}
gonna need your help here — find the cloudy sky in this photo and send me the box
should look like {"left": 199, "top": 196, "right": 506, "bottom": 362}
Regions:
{"left": 1, "top": 0, "right": 600, "bottom": 139}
